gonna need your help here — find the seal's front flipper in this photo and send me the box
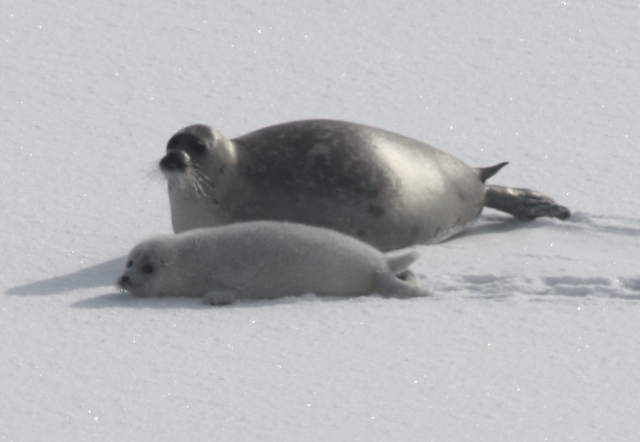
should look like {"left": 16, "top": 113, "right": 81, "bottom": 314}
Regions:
{"left": 485, "top": 185, "right": 571, "bottom": 221}
{"left": 203, "top": 289, "right": 237, "bottom": 306}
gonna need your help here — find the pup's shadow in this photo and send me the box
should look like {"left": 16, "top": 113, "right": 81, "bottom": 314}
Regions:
{"left": 453, "top": 212, "right": 554, "bottom": 240}
{"left": 6, "top": 256, "right": 126, "bottom": 296}
{"left": 70, "top": 292, "right": 326, "bottom": 309}
{"left": 6, "top": 256, "right": 205, "bottom": 309}
{"left": 5, "top": 254, "right": 325, "bottom": 309}
{"left": 70, "top": 292, "right": 213, "bottom": 309}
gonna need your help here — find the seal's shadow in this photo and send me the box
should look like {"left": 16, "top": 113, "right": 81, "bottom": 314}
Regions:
{"left": 454, "top": 211, "right": 572, "bottom": 240}
{"left": 460, "top": 210, "right": 640, "bottom": 240}
{"left": 6, "top": 256, "right": 126, "bottom": 296}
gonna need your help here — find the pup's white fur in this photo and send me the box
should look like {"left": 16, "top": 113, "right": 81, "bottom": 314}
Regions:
{"left": 117, "top": 221, "right": 433, "bottom": 305}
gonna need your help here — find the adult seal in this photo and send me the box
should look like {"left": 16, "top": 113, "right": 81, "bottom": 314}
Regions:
{"left": 117, "top": 221, "right": 432, "bottom": 305}
{"left": 159, "top": 119, "right": 570, "bottom": 251}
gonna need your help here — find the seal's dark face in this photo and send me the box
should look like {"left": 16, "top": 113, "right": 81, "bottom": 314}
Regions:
{"left": 160, "top": 124, "right": 213, "bottom": 173}
{"left": 160, "top": 148, "right": 190, "bottom": 172}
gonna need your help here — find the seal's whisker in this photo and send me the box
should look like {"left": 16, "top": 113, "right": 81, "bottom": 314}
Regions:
{"left": 190, "top": 174, "right": 207, "bottom": 198}
{"left": 146, "top": 163, "right": 167, "bottom": 183}
{"left": 192, "top": 169, "right": 215, "bottom": 191}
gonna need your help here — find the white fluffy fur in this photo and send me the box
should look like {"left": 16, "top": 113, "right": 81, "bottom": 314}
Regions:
{"left": 117, "top": 221, "right": 433, "bottom": 305}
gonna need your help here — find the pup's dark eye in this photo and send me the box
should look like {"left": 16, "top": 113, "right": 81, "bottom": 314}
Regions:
{"left": 141, "top": 264, "right": 155, "bottom": 274}
{"left": 126, "top": 260, "right": 133, "bottom": 268}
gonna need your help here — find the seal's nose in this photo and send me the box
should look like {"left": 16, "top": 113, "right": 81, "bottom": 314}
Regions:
{"left": 160, "top": 150, "right": 190, "bottom": 172}
{"left": 118, "top": 275, "right": 130, "bottom": 288}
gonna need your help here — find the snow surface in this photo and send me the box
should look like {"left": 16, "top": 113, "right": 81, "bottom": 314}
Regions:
{"left": 2, "top": 1, "right": 640, "bottom": 440}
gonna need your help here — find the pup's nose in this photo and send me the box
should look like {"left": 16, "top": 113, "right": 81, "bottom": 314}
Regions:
{"left": 118, "top": 275, "right": 130, "bottom": 287}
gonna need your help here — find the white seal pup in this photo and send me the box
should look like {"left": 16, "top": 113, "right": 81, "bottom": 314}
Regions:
{"left": 117, "top": 221, "right": 433, "bottom": 305}
{"left": 159, "top": 119, "right": 570, "bottom": 251}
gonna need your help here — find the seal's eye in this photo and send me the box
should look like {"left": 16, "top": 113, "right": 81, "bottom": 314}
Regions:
{"left": 126, "top": 260, "right": 133, "bottom": 268}
{"left": 141, "top": 264, "right": 155, "bottom": 274}
{"left": 189, "top": 139, "right": 207, "bottom": 155}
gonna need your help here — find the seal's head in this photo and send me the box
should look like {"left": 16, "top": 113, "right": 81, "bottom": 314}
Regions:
{"left": 161, "top": 124, "right": 214, "bottom": 171}
{"left": 160, "top": 125, "right": 237, "bottom": 190}
{"left": 158, "top": 124, "right": 219, "bottom": 197}
{"left": 117, "top": 239, "right": 167, "bottom": 297}
{"left": 160, "top": 124, "right": 238, "bottom": 233}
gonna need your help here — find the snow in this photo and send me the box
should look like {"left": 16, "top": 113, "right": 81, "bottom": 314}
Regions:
{"left": 2, "top": 1, "right": 639, "bottom": 440}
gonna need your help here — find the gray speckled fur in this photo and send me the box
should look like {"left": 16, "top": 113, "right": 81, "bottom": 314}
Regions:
{"left": 161, "top": 119, "right": 570, "bottom": 250}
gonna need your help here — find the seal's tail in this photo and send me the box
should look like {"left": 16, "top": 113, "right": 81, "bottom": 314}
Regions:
{"left": 384, "top": 248, "right": 419, "bottom": 274}
{"left": 475, "top": 162, "right": 509, "bottom": 183}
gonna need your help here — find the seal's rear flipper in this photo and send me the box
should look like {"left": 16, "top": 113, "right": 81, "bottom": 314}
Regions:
{"left": 384, "top": 248, "right": 420, "bottom": 286}
{"left": 374, "top": 271, "right": 434, "bottom": 298}
{"left": 485, "top": 185, "right": 571, "bottom": 221}
{"left": 396, "top": 269, "right": 418, "bottom": 285}
{"left": 384, "top": 248, "right": 419, "bottom": 274}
